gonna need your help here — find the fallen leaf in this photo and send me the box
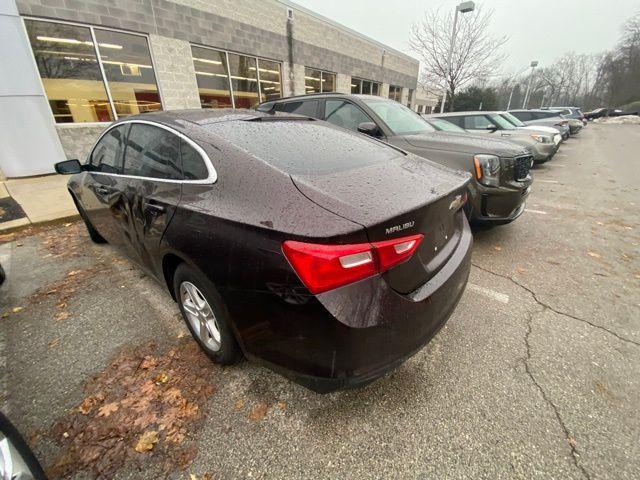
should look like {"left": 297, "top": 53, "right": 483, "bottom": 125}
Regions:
{"left": 493, "top": 245, "right": 502, "bottom": 251}
{"left": 234, "top": 399, "right": 245, "bottom": 411}
{"left": 62, "top": 431, "right": 69, "bottom": 438}
{"left": 140, "top": 355, "right": 157, "bottom": 370}
{"left": 155, "top": 372, "right": 169, "bottom": 384}
{"left": 516, "top": 267, "right": 526, "bottom": 274}
{"left": 177, "top": 331, "right": 188, "bottom": 339}
{"left": 48, "top": 338, "right": 60, "bottom": 348}
{"left": 97, "top": 402, "right": 119, "bottom": 417}
{"left": 164, "top": 387, "right": 182, "bottom": 404}
{"left": 248, "top": 402, "right": 268, "bottom": 422}
{"left": 78, "top": 394, "right": 105, "bottom": 415}
{"left": 587, "top": 251, "right": 601, "bottom": 258}
{"left": 1, "top": 313, "right": 9, "bottom": 319}
{"left": 568, "top": 435, "right": 577, "bottom": 447}
{"left": 64, "top": 223, "right": 72, "bottom": 227}
{"left": 56, "top": 302, "right": 67, "bottom": 309}
{"left": 134, "top": 430, "right": 158, "bottom": 453}
{"left": 277, "top": 401, "right": 286, "bottom": 411}
{"left": 55, "top": 311, "right": 69, "bottom": 321}
{"left": 11, "top": 307, "right": 23, "bottom": 313}
{"left": 67, "top": 270, "right": 81, "bottom": 277}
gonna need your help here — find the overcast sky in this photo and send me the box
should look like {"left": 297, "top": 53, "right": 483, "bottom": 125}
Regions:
{"left": 291, "top": 0, "right": 640, "bottom": 74}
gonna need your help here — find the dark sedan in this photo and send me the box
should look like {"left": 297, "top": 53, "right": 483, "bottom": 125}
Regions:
{"left": 55, "top": 110, "right": 472, "bottom": 393}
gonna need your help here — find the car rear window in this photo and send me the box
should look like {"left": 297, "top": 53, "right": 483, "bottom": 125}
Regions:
{"left": 204, "top": 120, "right": 399, "bottom": 175}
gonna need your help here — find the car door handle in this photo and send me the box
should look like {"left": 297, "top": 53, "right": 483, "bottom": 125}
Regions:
{"left": 143, "top": 201, "right": 165, "bottom": 213}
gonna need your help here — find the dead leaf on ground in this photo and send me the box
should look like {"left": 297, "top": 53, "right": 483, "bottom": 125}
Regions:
{"left": 515, "top": 267, "right": 526, "bottom": 274}
{"left": 248, "top": 402, "right": 268, "bottom": 422}
{"left": 493, "top": 245, "right": 502, "bottom": 252}
{"left": 97, "top": 402, "right": 119, "bottom": 417}
{"left": 67, "top": 270, "right": 81, "bottom": 277}
{"left": 233, "top": 399, "right": 245, "bottom": 411}
{"left": 55, "top": 311, "right": 69, "bottom": 321}
{"left": 587, "top": 251, "right": 601, "bottom": 259}
{"left": 277, "top": 401, "right": 286, "bottom": 411}
{"left": 11, "top": 307, "right": 23, "bottom": 313}
{"left": 140, "top": 355, "right": 158, "bottom": 370}
{"left": 78, "top": 394, "right": 105, "bottom": 415}
{"left": 568, "top": 435, "right": 577, "bottom": 447}
{"left": 155, "top": 372, "right": 169, "bottom": 384}
{"left": 134, "top": 430, "right": 158, "bottom": 453}
{"left": 48, "top": 338, "right": 60, "bottom": 348}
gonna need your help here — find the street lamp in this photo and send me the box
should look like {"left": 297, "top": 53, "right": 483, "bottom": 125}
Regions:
{"left": 440, "top": 1, "right": 475, "bottom": 113}
{"left": 522, "top": 60, "right": 539, "bottom": 109}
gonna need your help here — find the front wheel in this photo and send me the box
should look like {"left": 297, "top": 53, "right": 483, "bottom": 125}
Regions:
{"left": 173, "top": 263, "right": 242, "bottom": 365}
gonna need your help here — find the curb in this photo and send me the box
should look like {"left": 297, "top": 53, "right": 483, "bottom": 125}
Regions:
{"left": 0, "top": 213, "right": 80, "bottom": 235}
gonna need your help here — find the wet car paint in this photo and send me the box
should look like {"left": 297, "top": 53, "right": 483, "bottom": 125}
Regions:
{"left": 64, "top": 109, "right": 472, "bottom": 393}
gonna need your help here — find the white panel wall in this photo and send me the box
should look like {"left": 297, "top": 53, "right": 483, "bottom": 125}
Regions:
{"left": 0, "top": 1, "right": 66, "bottom": 177}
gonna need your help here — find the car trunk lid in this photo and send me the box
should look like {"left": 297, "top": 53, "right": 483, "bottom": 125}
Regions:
{"left": 291, "top": 156, "right": 470, "bottom": 294}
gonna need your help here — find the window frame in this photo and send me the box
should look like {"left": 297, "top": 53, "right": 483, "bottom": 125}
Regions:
{"left": 87, "top": 120, "right": 217, "bottom": 184}
{"left": 351, "top": 77, "right": 381, "bottom": 95}
{"left": 304, "top": 67, "right": 336, "bottom": 94}
{"left": 23, "top": 16, "right": 164, "bottom": 125}
{"left": 322, "top": 98, "right": 377, "bottom": 133}
{"left": 191, "top": 43, "right": 284, "bottom": 108}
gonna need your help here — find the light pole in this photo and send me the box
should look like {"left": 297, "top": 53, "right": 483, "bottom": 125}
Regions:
{"left": 505, "top": 63, "right": 533, "bottom": 110}
{"left": 440, "top": 1, "right": 475, "bottom": 113}
{"left": 522, "top": 60, "right": 539, "bottom": 109}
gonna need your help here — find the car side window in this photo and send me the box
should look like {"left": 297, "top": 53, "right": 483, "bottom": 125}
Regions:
{"left": 90, "top": 125, "right": 126, "bottom": 173}
{"left": 513, "top": 111, "right": 532, "bottom": 121}
{"left": 463, "top": 115, "right": 494, "bottom": 130}
{"left": 180, "top": 139, "right": 209, "bottom": 180}
{"left": 280, "top": 100, "right": 320, "bottom": 118}
{"left": 443, "top": 116, "right": 464, "bottom": 128}
{"left": 324, "top": 100, "right": 374, "bottom": 131}
{"left": 123, "top": 124, "right": 182, "bottom": 180}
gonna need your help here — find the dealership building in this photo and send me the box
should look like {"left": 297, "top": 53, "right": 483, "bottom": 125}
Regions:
{"left": 0, "top": 0, "right": 419, "bottom": 178}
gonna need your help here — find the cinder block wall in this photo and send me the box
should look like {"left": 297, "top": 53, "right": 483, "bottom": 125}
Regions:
{"left": 16, "top": 0, "right": 419, "bottom": 161}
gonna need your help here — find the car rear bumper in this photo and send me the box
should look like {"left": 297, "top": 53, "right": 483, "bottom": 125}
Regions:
{"left": 232, "top": 219, "right": 473, "bottom": 393}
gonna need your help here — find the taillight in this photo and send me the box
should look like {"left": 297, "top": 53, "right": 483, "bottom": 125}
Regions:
{"left": 282, "top": 234, "right": 424, "bottom": 294}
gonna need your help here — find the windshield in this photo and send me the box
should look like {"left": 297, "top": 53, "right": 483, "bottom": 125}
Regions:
{"left": 489, "top": 114, "right": 516, "bottom": 130}
{"left": 428, "top": 118, "right": 467, "bottom": 133}
{"left": 364, "top": 100, "right": 435, "bottom": 135}
{"left": 500, "top": 112, "right": 525, "bottom": 127}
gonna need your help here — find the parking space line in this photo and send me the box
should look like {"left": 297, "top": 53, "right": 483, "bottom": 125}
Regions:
{"left": 467, "top": 283, "right": 509, "bottom": 304}
{"left": 547, "top": 164, "right": 566, "bottom": 167}
{"left": 537, "top": 180, "right": 559, "bottom": 183}
{"left": 525, "top": 208, "right": 547, "bottom": 215}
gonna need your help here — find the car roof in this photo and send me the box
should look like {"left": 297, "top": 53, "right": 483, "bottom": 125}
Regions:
{"left": 424, "top": 111, "right": 500, "bottom": 117}
{"left": 259, "top": 93, "right": 391, "bottom": 105}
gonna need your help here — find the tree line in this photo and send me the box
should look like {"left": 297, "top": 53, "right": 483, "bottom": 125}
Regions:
{"left": 411, "top": 9, "right": 640, "bottom": 112}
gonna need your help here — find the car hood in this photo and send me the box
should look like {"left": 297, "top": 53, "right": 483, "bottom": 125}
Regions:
{"left": 290, "top": 152, "right": 470, "bottom": 229}
{"left": 402, "top": 131, "right": 529, "bottom": 157}
{"left": 518, "top": 125, "right": 561, "bottom": 135}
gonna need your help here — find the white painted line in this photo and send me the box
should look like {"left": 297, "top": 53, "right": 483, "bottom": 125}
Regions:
{"left": 547, "top": 164, "right": 566, "bottom": 167}
{"left": 467, "top": 283, "right": 510, "bottom": 304}
{"left": 537, "top": 180, "right": 559, "bottom": 184}
{"left": 525, "top": 208, "right": 548, "bottom": 215}
{"left": 555, "top": 154, "right": 568, "bottom": 158}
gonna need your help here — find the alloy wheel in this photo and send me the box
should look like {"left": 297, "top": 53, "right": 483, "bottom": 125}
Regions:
{"left": 179, "top": 281, "right": 222, "bottom": 352}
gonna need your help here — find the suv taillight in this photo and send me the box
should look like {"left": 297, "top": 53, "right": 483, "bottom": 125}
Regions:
{"left": 282, "top": 234, "right": 424, "bottom": 294}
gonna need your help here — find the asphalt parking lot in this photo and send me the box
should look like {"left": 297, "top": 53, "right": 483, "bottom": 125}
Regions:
{"left": 1, "top": 123, "right": 638, "bottom": 479}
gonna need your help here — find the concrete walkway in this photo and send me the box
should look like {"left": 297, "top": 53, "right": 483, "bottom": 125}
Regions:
{"left": 0, "top": 174, "right": 77, "bottom": 232}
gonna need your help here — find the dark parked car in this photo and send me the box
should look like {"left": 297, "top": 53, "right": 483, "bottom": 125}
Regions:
{"left": 543, "top": 106, "right": 586, "bottom": 125}
{"left": 55, "top": 110, "right": 472, "bottom": 393}
{"left": 258, "top": 94, "right": 533, "bottom": 225}
{"left": 583, "top": 107, "right": 638, "bottom": 120}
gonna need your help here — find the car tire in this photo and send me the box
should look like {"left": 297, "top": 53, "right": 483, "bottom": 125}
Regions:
{"left": 71, "top": 195, "right": 107, "bottom": 244}
{"left": 173, "top": 263, "right": 242, "bottom": 365}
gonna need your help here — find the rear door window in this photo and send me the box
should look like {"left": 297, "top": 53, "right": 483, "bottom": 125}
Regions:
{"left": 90, "top": 125, "right": 126, "bottom": 173}
{"left": 279, "top": 100, "right": 320, "bottom": 118}
{"left": 123, "top": 124, "right": 182, "bottom": 180}
{"left": 463, "top": 115, "right": 494, "bottom": 130}
{"left": 180, "top": 140, "right": 209, "bottom": 180}
{"left": 324, "top": 100, "right": 374, "bottom": 131}
{"left": 512, "top": 111, "right": 533, "bottom": 121}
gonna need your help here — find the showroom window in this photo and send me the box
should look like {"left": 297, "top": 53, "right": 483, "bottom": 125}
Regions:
{"left": 24, "top": 18, "right": 162, "bottom": 123}
{"left": 304, "top": 68, "right": 335, "bottom": 94}
{"left": 351, "top": 77, "right": 381, "bottom": 95}
{"left": 191, "top": 45, "right": 283, "bottom": 109}
{"left": 389, "top": 85, "right": 402, "bottom": 102}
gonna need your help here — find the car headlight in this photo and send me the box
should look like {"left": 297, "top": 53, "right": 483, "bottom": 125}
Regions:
{"left": 530, "top": 133, "right": 551, "bottom": 143}
{"left": 473, "top": 154, "right": 500, "bottom": 187}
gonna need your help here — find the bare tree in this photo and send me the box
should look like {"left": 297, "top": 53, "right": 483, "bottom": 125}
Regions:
{"left": 409, "top": 6, "right": 508, "bottom": 111}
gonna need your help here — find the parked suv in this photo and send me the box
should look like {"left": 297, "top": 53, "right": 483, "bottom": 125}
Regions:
{"left": 508, "top": 109, "right": 572, "bottom": 138}
{"left": 543, "top": 106, "right": 586, "bottom": 125}
{"left": 258, "top": 94, "right": 533, "bottom": 225}
{"left": 427, "top": 111, "right": 558, "bottom": 164}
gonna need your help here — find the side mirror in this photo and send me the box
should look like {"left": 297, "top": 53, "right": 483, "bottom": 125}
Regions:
{"left": 357, "top": 122, "right": 382, "bottom": 137}
{"left": 485, "top": 125, "right": 498, "bottom": 132}
{"left": 55, "top": 159, "right": 83, "bottom": 175}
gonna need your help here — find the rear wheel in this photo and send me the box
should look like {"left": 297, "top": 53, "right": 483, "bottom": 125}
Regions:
{"left": 71, "top": 195, "right": 106, "bottom": 244}
{"left": 173, "top": 263, "right": 242, "bottom": 364}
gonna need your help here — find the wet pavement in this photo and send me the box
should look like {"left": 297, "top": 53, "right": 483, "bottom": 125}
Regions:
{"left": 1, "top": 124, "right": 638, "bottom": 479}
